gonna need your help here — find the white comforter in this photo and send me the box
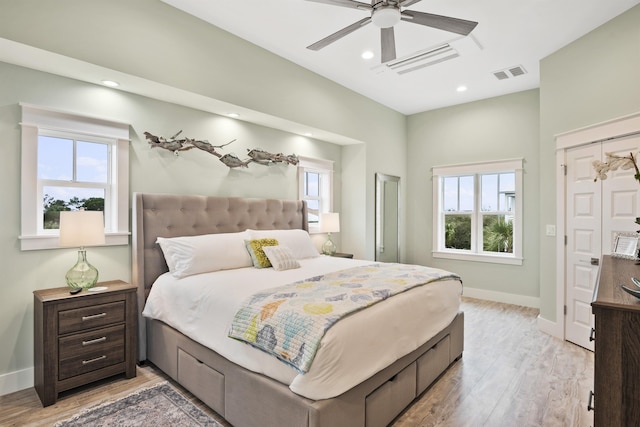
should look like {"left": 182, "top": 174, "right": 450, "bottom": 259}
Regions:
{"left": 142, "top": 256, "right": 462, "bottom": 399}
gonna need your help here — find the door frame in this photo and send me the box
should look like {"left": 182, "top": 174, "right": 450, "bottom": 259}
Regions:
{"left": 552, "top": 112, "right": 640, "bottom": 341}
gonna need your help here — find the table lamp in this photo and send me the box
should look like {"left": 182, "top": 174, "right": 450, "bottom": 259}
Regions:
{"left": 320, "top": 212, "right": 340, "bottom": 256}
{"left": 59, "top": 210, "right": 105, "bottom": 289}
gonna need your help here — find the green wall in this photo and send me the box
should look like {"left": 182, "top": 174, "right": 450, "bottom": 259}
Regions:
{"left": 538, "top": 4, "right": 640, "bottom": 321}
{"left": 406, "top": 90, "right": 541, "bottom": 303}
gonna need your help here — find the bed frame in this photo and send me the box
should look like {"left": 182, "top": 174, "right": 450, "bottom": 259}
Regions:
{"left": 132, "top": 192, "right": 464, "bottom": 427}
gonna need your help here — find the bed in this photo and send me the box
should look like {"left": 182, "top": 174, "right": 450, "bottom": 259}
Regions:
{"left": 132, "top": 192, "right": 464, "bottom": 427}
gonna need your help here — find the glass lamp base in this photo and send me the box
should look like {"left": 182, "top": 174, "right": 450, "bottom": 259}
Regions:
{"left": 66, "top": 250, "right": 99, "bottom": 289}
{"left": 322, "top": 235, "right": 337, "bottom": 256}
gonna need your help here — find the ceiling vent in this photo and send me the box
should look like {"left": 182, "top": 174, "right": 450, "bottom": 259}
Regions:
{"left": 372, "top": 43, "right": 459, "bottom": 75}
{"left": 493, "top": 65, "right": 527, "bottom": 80}
{"left": 372, "top": 34, "right": 482, "bottom": 76}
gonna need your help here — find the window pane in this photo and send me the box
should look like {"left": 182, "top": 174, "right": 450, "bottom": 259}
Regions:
{"left": 499, "top": 173, "right": 516, "bottom": 212}
{"left": 459, "top": 176, "right": 474, "bottom": 211}
{"left": 43, "top": 186, "right": 105, "bottom": 229}
{"left": 443, "top": 177, "right": 459, "bottom": 211}
{"left": 77, "top": 141, "right": 108, "bottom": 183}
{"left": 305, "top": 172, "right": 319, "bottom": 197}
{"left": 444, "top": 214, "right": 471, "bottom": 250}
{"left": 38, "top": 136, "right": 73, "bottom": 180}
{"left": 306, "top": 199, "right": 319, "bottom": 224}
{"left": 481, "top": 174, "right": 498, "bottom": 212}
{"left": 483, "top": 214, "right": 513, "bottom": 253}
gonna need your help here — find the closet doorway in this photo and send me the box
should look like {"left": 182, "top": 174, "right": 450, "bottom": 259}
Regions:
{"left": 564, "top": 134, "right": 640, "bottom": 350}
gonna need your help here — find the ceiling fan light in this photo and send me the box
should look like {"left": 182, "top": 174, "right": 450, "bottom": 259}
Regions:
{"left": 372, "top": 7, "right": 401, "bottom": 28}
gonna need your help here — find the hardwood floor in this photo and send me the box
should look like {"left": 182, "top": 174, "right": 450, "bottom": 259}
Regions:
{"left": 0, "top": 297, "right": 593, "bottom": 426}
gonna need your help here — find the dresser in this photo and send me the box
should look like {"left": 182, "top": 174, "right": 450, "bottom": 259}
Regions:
{"left": 33, "top": 280, "right": 137, "bottom": 407}
{"left": 590, "top": 255, "right": 640, "bottom": 426}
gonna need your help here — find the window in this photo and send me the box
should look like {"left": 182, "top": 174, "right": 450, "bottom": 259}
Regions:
{"left": 20, "top": 104, "right": 130, "bottom": 250}
{"left": 432, "top": 159, "right": 523, "bottom": 265}
{"left": 298, "top": 156, "right": 333, "bottom": 233}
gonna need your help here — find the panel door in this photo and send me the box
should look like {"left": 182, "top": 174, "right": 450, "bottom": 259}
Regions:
{"left": 565, "top": 144, "right": 601, "bottom": 351}
{"left": 565, "top": 134, "right": 640, "bottom": 350}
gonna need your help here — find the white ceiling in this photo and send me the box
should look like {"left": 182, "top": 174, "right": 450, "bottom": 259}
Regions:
{"left": 161, "top": 0, "right": 640, "bottom": 115}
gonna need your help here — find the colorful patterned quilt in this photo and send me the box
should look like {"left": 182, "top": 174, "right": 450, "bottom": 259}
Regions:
{"left": 228, "top": 263, "right": 461, "bottom": 373}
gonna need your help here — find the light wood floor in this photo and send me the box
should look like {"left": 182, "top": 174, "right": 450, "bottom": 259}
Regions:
{"left": 0, "top": 297, "right": 594, "bottom": 426}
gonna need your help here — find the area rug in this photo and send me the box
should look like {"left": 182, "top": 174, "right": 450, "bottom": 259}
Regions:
{"left": 54, "top": 381, "right": 222, "bottom": 426}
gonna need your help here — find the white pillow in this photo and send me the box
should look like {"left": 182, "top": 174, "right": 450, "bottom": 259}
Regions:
{"left": 262, "top": 245, "right": 301, "bottom": 271}
{"left": 156, "top": 231, "right": 252, "bottom": 278}
{"left": 246, "top": 229, "right": 319, "bottom": 259}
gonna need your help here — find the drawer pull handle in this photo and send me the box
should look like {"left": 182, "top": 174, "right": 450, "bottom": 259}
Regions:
{"left": 589, "top": 328, "right": 595, "bottom": 342}
{"left": 82, "top": 336, "right": 107, "bottom": 346}
{"left": 82, "top": 312, "right": 107, "bottom": 321}
{"left": 587, "top": 390, "right": 595, "bottom": 411}
{"left": 82, "top": 355, "right": 107, "bottom": 365}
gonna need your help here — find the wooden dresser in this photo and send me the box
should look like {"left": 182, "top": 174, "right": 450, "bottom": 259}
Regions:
{"left": 33, "top": 280, "right": 137, "bottom": 407}
{"left": 590, "top": 255, "right": 640, "bottom": 426}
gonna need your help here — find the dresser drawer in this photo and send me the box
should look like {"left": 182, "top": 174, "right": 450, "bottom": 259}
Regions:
{"left": 59, "top": 324, "right": 125, "bottom": 360}
{"left": 58, "top": 301, "right": 125, "bottom": 334}
{"left": 58, "top": 344, "right": 125, "bottom": 380}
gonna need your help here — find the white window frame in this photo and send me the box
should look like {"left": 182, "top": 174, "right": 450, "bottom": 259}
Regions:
{"left": 297, "top": 156, "right": 334, "bottom": 234}
{"left": 19, "top": 103, "right": 130, "bottom": 250}
{"left": 432, "top": 158, "right": 523, "bottom": 265}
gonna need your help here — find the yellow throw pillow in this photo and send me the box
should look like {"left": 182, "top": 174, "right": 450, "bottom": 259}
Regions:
{"left": 245, "top": 238, "right": 279, "bottom": 268}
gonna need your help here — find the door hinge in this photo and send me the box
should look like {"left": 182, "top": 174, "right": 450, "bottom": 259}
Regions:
{"left": 564, "top": 305, "right": 567, "bottom": 315}
{"left": 564, "top": 235, "right": 567, "bottom": 245}
{"left": 562, "top": 164, "right": 567, "bottom": 176}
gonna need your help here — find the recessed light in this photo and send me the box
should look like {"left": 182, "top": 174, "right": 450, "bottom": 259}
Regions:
{"left": 361, "top": 50, "right": 374, "bottom": 60}
{"left": 227, "top": 113, "right": 240, "bottom": 118}
{"left": 456, "top": 85, "right": 467, "bottom": 92}
{"left": 101, "top": 80, "right": 119, "bottom": 87}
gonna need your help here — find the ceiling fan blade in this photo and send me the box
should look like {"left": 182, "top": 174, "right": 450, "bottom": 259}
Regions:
{"left": 307, "top": 17, "right": 372, "bottom": 51}
{"left": 305, "top": 0, "right": 373, "bottom": 11}
{"left": 398, "top": 0, "right": 423, "bottom": 7}
{"left": 401, "top": 10, "right": 478, "bottom": 36}
{"left": 381, "top": 27, "right": 396, "bottom": 63}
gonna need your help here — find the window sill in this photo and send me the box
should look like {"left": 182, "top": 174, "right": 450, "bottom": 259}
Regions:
{"left": 432, "top": 250, "right": 523, "bottom": 266}
{"left": 19, "top": 233, "right": 130, "bottom": 251}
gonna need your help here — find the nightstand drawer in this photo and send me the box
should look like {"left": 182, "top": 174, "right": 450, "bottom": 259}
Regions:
{"left": 58, "top": 344, "right": 125, "bottom": 380}
{"left": 59, "top": 324, "right": 125, "bottom": 360}
{"left": 58, "top": 301, "right": 125, "bottom": 334}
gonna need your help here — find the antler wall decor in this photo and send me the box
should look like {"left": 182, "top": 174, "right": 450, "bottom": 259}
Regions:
{"left": 144, "top": 130, "right": 299, "bottom": 168}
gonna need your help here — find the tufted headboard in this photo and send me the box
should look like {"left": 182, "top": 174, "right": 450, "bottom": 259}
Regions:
{"left": 132, "top": 192, "right": 308, "bottom": 300}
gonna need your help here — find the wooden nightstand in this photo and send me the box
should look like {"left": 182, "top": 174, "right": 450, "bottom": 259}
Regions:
{"left": 33, "top": 280, "right": 137, "bottom": 407}
{"left": 332, "top": 252, "right": 354, "bottom": 258}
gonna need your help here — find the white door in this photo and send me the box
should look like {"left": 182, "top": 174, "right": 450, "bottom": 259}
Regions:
{"left": 565, "top": 144, "right": 601, "bottom": 351}
{"left": 565, "top": 135, "right": 640, "bottom": 350}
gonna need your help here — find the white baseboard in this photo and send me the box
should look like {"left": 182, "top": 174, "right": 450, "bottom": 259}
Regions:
{"left": 0, "top": 367, "right": 33, "bottom": 397}
{"left": 462, "top": 287, "right": 540, "bottom": 308}
{"left": 536, "top": 314, "right": 563, "bottom": 339}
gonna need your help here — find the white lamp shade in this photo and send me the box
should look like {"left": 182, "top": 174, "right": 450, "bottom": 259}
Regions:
{"left": 59, "top": 210, "right": 106, "bottom": 247}
{"left": 320, "top": 213, "right": 340, "bottom": 233}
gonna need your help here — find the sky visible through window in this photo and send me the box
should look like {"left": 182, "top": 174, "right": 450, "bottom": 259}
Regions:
{"left": 444, "top": 173, "right": 515, "bottom": 212}
{"left": 38, "top": 136, "right": 108, "bottom": 206}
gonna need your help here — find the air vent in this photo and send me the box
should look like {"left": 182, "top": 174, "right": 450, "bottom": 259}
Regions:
{"left": 373, "top": 44, "right": 459, "bottom": 75}
{"left": 493, "top": 65, "right": 527, "bottom": 80}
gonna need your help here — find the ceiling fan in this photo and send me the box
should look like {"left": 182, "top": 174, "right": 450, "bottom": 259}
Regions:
{"left": 306, "top": 0, "right": 478, "bottom": 63}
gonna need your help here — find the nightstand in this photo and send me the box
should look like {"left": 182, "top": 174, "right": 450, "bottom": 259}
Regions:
{"left": 332, "top": 252, "right": 354, "bottom": 258}
{"left": 33, "top": 280, "right": 137, "bottom": 407}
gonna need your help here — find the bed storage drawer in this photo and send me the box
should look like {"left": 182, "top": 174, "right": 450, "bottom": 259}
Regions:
{"left": 365, "top": 361, "right": 416, "bottom": 427}
{"left": 178, "top": 348, "right": 225, "bottom": 415}
{"left": 416, "top": 334, "right": 450, "bottom": 395}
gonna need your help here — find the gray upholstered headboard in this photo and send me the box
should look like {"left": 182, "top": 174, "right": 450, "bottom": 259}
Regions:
{"left": 132, "top": 192, "right": 308, "bottom": 299}
{"left": 132, "top": 192, "right": 308, "bottom": 360}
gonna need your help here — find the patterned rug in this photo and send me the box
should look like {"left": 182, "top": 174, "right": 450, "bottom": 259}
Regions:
{"left": 54, "top": 382, "right": 222, "bottom": 426}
